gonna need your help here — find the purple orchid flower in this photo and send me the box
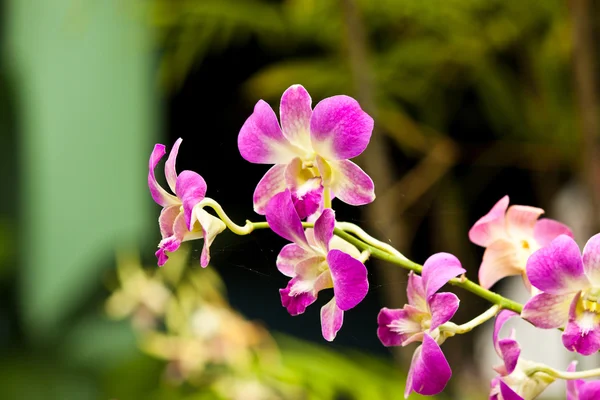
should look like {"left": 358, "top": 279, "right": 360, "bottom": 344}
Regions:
{"left": 567, "top": 361, "right": 600, "bottom": 400}
{"left": 522, "top": 233, "right": 600, "bottom": 355}
{"left": 238, "top": 84, "right": 375, "bottom": 219}
{"left": 265, "top": 190, "right": 369, "bottom": 341}
{"left": 377, "top": 253, "right": 465, "bottom": 398}
{"left": 490, "top": 310, "right": 554, "bottom": 400}
{"left": 148, "top": 139, "right": 226, "bottom": 267}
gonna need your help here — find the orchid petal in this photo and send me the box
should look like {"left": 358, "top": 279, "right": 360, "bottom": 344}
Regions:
{"left": 175, "top": 170, "right": 207, "bottom": 230}
{"left": 158, "top": 205, "right": 181, "bottom": 239}
{"left": 253, "top": 164, "right": 287, "bottom": 215}
{"left": 329, "top": 235, "right": 361, "bottom": 259}
{"left": 165, "top": 138, "right": 182, "bottom": 193}
{"left": 566, "top": 361, "right": 584, "bottom": 400}
{"left": 377, "top": 307, "right": 419, "bottom": 347}
{"left": 238, "top": 100, "right": 300, "bottom": 164}
{"left": 313, "top": 208, "right": 335, "bottom": 253}
{"left": 276, "top": 243, "right": 313, "bottom": 277}
{"left": 317, "top": 157, "right": 375, "bottom": 206}
{"left": 285, "top": 158, "right": 323, "bottom": 219}
{"left": 526, "top": 235, "right": 588, "bottom": 295}
{"left": 469, "top": 196, "right": 510, "bottom": 247}
{"left": 582, "top": 233, "right": 600, "bottom": 287}
{"left": 522, "top": 293, "right": 572, "bottom": 329}
{"left": 499, "top": 380, "right": 524, "bottom": 400}
{"left": 505, "top": 205, "right": 544, "bottom": 239}
{"left": 155, "top": 213, "right": 188, "bottom": 266}
{"left": 310, "top": 95, "right": 373, "bottom": 160}
{"left": 265, "top": 190, "right": 309, "bottom": 248}
{"left": 580, "top": 382, "right": 600, "bottom": 400}
{"left": 148, "top": 144, "right": 179, "bottom": 207}
{"left": 407, "top": 272, "right": 427, "bottom": 311}
{"left": 534, "top": 218, "right": 574, "bottom": 247}
{"left": 280, "top": 84, "right": 313, "bottom": 150}
{"left": 321, "top": 298, "right": 344, "bottom": 341}
{"left": 328, "top": 249, "right": 368, "bottom": 311}
{"left": 195, "top": 208, "right": 226, "bottom": 268}
{"left": 428, "top": 292, "right": 460, "bottom": 331}
{"left": 498, "top": 336, "right": 520, "bottom": 375}
{"left": 563, "top": 292, "right": 600, "bottom": 355}
{"left": 478, "top": 239, "right": 522, "bottom": 289}
{"left": 405, "top": 334, "right": 451, "bottom": 398}
{"left": 421, "top": 252, "right": 465, "bottom": 299}
{"left": 279, "top": 278, "right": 317, "bottom": 316}
{"left": 493, "top": 310, "right": 519, "bottom": 351}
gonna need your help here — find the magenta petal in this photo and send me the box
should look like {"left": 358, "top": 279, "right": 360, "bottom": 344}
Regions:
{"left": 164, "top": 138, "right": 182, "bottom": 193}
{"left": 469, "top": 196, "right": 510, "bottom": 247}
{"left": 310, "top": 95, "right": 373, "bottom": 160}
{"left": 327, "top": 249, "right": 369, "bottom": 311}
{"left": 498, "top": 337, "right": 520, "bottom": 375}
{"left": 158, "top": 205, "right": 181, "bottom": 239}
{"left": 253, "top": 164, "right": 287, "bottom": 215}
{"left": 175, "top": 170, "right": 207, "bottom": 230}
{"left": 405, "top": 334, "right": 451, "bottom": 398}
{"left": 277, "top": 243, "right": 312, "bottom": 277}
{"left": 313, "top": 208, "right": 335, "bottom": 252}
{"left": 493, "top": 310, "right": 519, "bottom": 349}
{"left": 522, "top": 292, "right": 572, "bottom": 329}
{"left": 580, "top": 382, "right": 600, "bottom": 400}
{"left": 526, "top": 235, "right": 588, "bottom": 295}
{"left": 265, "top": 190, "right": 309, "bottom": 247}
{"left": 421, "top": 252, "right": 465, "bottom": 299}
{"left": 562, "top": 294, "right": 600, "bottom": 355}
{"left": 238, "top": 100, "right": 298, "bottom": 164}
{"left": 499, "top": 380, "right": 524, "bottom": 400}
{"left": 534, "top": 218, "right": 574, "bottom": 247}
{"left": 148, "top": 144, "right": 179, "bottom": 207}
{"left": 291, "top": 182, "right": 323, "bottom": 219}
{"left": 280, "top": 84, "right": 313, "bottom": 150}
{"left": 322, "top": 159, "right": 375, "bottom": 206}
{"left": 321, "top": 298, "right": 344, "bottom": 341}
{"left": 407, "top": 272, "right": 427, "bottom": 311}
{"left": 566, "top": 361, "right": 584, "bottom": 400}
{"left": 428, "top": 292, "right": 460, "bottom": 331}
{"left": 377, "top": 307, "right": 424, "bottom": 347}
{"left": 279, "top": 278, "right": 318, "bottom": 316}
{"left": 196, "top": 208, "right": 226, "bottom": 268}
{"left": 582, "top": 233, "right": 600, "bottom": 286}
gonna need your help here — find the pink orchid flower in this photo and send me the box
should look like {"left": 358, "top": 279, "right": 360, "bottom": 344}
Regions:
{"left": 522, "top": 233, "right": 600, "bottom": 355}
{"left": 238, "top": 84, "right": 375, "bottom": 219}
{"left": 489, "top": 310, "right": 554, "bottom": 400}
{"left": 567, "top": 361, "right": 600, "bottom": 400}
{"left": 469, "top": 195, "right": 572, "bottom": 290}
{"left": 148, "top": 138, "right": 226, "bottom": 267}
{"left": 265, "top": 190, "right": 369, "bottom": 341}
{"left": 377, "top": 253, "right": 465, "bottom": 398}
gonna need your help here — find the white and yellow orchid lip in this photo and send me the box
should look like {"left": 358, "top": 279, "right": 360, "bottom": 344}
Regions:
{"left": 148, "top": 139, "right": 223, "bottom": 268}
{"left": 238, "top": 84, "right": 375, "bottom": 218}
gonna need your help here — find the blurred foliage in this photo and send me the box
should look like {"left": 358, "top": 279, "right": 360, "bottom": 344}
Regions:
{"left": 104, "top": 245, "right": 438, "bottom": 399}
{"left": 152, "top": 0, "right": 578, "bottom": 166}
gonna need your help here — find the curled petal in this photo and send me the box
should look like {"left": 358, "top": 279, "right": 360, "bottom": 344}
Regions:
{"left": 280, "top": 278, "right": 318, "bottom": 316}
{"left": 265, "top": 190, "right": 309, "bottom": 248}
{"left": 310, "top": 95, "right": 373, "bottom": 160}
{"left": 534, "top": 218, "right": 574, "bottom": 247}
{"left": 526, "top": 235, "right": 588, "bottom": 295}
{"left": 377, "top": 306, "right": 425, "bottom": 347}
{"left": 317, "top": 157, "right": 375, "bottom": 206}
{"left": 165, "top": 138, "right": 182, "bottom": 193}
{"left": 321, "top": 298, "right": 344, "bottom": 341}
{"left": 238, "top": 100, "right": 299, "bottom": 164}
{"left": 505, "top": 205, "right": 544, "bottom": 239}
{"left": 285, "top": 157, "right": 323, "bottom": 219}
{"left": 493, "top": 310, "right": 519, "bottom": 350}
{"left": 280, "top": 84, "right": 313, "bottom": 150}
{"left": 155, "top": 213, "right": 188, "bottom": 266}
{"left": 405, "top": 334, "right": 451, "bottom": 398}
{"left": 313, "top": 208, "right": 335, "bottom": 253}
{"left": 566, "top": 361, "right": 584, "bottom": 400}
{"left": 469, "top": 196, "right": 510, "bottom": 247}
{"left": 407, "top": 272, "right": 427, "bottom": 311}
{"left": 582, "top": 233, "right": 600, "bottom": 287}
{"left": 148, "top": 144, "right": 179, "bottom": 207}
{"left": 498, "top": 337, "right": 520, "bottom": 375}
{"left": 498, "top": 380, "right": 524, "bottom": 400}
{"left": 428, "top": 292, "right": 460, "bottom": 331}
{"left": 328, "top": 249, "right": 368, "bottom": 311}
{"left": 175, "top": 170, "right": 207, "bottom": 230}
{"left": 422, "top": 252, "right": 465, "bottom": 299}
{"left": 522, "top": 293, "right": 572, "bottom": 329}
{"left": 158, "top": 205, "right": 181, "bottom": 239}
{"left": 562, "top": 292, "right": 600, "bottom": 355}
{"left": 195, "top": 208, "right": 226, "bottom": 268}
{"left": 253, "top": 164, "right": 287, "bottom": 215}
{"left": 276, "top": 243, "right": 312, "bottom": 277}
{"left": 478, "top": 240, "right": 522, "bottom": 289}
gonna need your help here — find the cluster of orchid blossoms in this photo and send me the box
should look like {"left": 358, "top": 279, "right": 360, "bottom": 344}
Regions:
{"left": 148, "top": 84, "right": 600, "bottom": 399}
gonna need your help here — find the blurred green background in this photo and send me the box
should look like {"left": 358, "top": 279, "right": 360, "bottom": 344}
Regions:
{"left": 1, "top": 0, "right": 599, "bottom": 399}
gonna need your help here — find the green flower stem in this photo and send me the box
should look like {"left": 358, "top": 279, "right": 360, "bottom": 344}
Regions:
{"left": 526, "top": 365, "right": 600, "bottom": 380}
{"left": 200, "top": 203, "right": 523, "bottom": 314}
{"left": 440, "top": 305, "right": 500, "bottom": 336}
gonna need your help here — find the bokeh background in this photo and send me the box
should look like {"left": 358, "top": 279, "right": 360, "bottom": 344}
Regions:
{"left": 1, "top": 0, "right": 599, "bottom": 399}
